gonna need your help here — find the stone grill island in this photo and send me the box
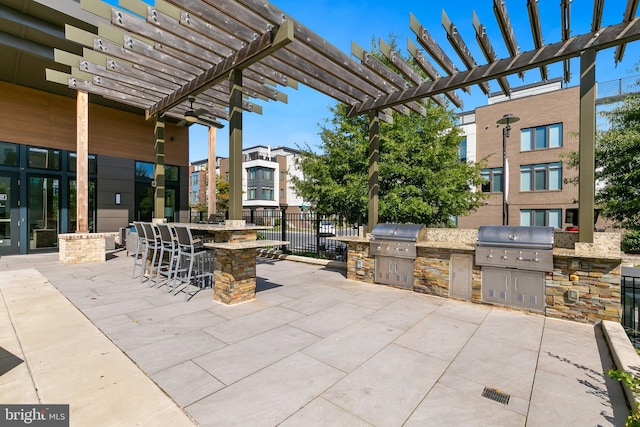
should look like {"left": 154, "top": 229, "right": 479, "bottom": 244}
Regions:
{"left": 189, "top": 220, "right": 287, "bottom": 305}
{"left": 335, "top": 228, "right": 623, "bottom": 324}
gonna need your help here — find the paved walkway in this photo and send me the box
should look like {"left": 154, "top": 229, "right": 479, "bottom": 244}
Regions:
{"left": 0, "top": 251, "right": 630, "bottom": 426}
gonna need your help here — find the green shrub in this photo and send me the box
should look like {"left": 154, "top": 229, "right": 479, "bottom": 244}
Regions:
{"left": 622, "top": 230, "right": 640, "bottom": 254}
{"left": 607, "top": 369, "right": 640, "bottom": 426}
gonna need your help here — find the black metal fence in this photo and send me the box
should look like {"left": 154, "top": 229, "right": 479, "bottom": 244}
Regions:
{"left": 201, "top": 209, "right": 361, "bottom": 261}
{"left": 622, "top": 266, "right": 640, "bottom": 347}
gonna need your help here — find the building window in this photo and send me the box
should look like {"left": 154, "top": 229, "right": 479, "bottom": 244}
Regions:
{"left": 520, "top": 162, "right": 562, "bottom": 191}
{"left": 263, "top": 169, "right": 273, "bottom": 180}
{"left": 190, "top": 191, "right": 199, "bottom": 204}
{"left": 280, "top": 171, "right": 285, "bottom": 180}
{"left": 459, "top": 137, "right": 467, "bottom": 162}
{"left": 135, "top": 161, "right": 154, "bottom": 179}
{"left": 481, "top": 167, "right": 503, "bottom": 193}
{"left": 521, "top": 123, "right": 562, "bottom": 151}
{"left": 0, "top": 142, "right": 18, "bottom": 166}
{"left": 520, "top": 209, "right": 562, "bottom": 228}
{"left": 28, "top": 147, "right": 60, "bottom": 170}
{"left": 68, "top": 153, "right": 97, "bottom": 174}
{"left": 261, "top": 187, "right": 273, "bottom": 200}
{"left": 280, "top": 188, "right": 285, "bottom": 198}
{"left": 248, "top": 187, "right": 256, "bottom": 200}
{"left": 248, "top": 168, "right": 257, "bottom": 179}
{"left": 166, "top": 165, "right": 179, "bottom": 182}
{"left": 190, "top": 173, "right": 199, "bottom": 186}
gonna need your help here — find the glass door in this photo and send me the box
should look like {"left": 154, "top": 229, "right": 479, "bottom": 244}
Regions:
{"left": 28, "top": 175, "right": 60, "bottom": 251}
{"left": 0, "top": 172, "right": 19, "bottom": 255}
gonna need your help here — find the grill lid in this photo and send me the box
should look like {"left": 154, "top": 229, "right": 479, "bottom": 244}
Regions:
{"left": 371, "top": 223, "right": 426, "bottom": 242}
{"left": 476, "top": 225, "right": 554, "bottom": 249}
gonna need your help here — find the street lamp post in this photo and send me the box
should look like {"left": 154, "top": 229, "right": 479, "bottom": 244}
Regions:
{"left": 496, "top": 113, "right": 520, "bottom": 226}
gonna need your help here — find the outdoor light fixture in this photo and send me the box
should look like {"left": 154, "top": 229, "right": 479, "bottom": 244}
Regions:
{"left": 115, "top": 193, "right": 121, "bottom": 205}
{"left": 184, "top": 110, "right": 198, "bottom": 123}
{"left": 496, "top": 113, "right": 520, "bottom": 226}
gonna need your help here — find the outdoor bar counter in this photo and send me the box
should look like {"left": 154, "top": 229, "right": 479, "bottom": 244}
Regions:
{"left": 335, "top": 228, "right": 623, "bottom": 324}
{"left": 183, "top": 221, "right": 287, "bottom": 304}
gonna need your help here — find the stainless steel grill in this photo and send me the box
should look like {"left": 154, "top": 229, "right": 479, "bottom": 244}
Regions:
{"left": 475, "top": 226, "right": 554, "bottom": 312}
{"left": 370, "top": 223, "right": 426, "bottom": 289}
{"left": 475, "top": 225, "right": 554, "bottom": 272}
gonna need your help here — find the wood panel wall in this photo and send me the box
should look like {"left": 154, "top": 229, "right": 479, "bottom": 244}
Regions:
{"left": 0, "top": 82, "right": 189, "bottom": 166}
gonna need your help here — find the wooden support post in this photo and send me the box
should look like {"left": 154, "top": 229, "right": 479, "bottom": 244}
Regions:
{"left": 229, "top": 69, "right": 243, "bottom": 221}
{"left": 208, "top": 127, "right": 217, "bottom": 220}
{"left": 154, "top": 118, "right": 166, "bottom": 221}
{"left": 368, "top": 111, "right": 379, "bottom": 233}
{"left": 76, "top": 90, "right": 89, "bottom": 233}
{"left": 579, "top": 48, "right": 596, "bottom": 243}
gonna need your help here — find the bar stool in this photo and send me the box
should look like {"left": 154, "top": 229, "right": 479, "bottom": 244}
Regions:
{"left": 156, "top": 223, "right": 180, "bottom": 290}
{"left": 173, "top": 225, "right": 214, "bottom": 301}
{"left": 131, "top": 222, "right": 146, "bottom": 279}
{"left": 140, "top": 222, "right": 162, "bottom": 286}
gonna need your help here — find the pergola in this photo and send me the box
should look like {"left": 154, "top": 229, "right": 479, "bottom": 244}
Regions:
{"left": 46, "top": 0, "right": 640, "bottom": 243}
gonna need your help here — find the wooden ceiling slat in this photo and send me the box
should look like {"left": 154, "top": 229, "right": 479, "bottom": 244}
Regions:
{"left": 77, "top": 60, "right": 177, "bottom": 95}
{"left": 441, "top": 10, "right": 490, "bottom": 95}
{"left": 374, "top": 39, "right": 432, "bottom": 113}
{"left": 561, "top": 0, "right": 571, "bottom": 83}
{"left": 472, "top": 11, "right": 510, "bottom": 96}
{"left": 592, "top": 0, "right": 605, "bottom": 31}
{"left": 410, "top": 13, "right": 471, "bottom": 95}
{"left": 349, "top": 18, "right": 640, "bottom": 116}
{"left": 406, "top": 39, "right": 463, "bottom": 108}
{"left": 70, "top": 76, "right": 152, "bottom": 108}
{"left": 147, "top": 20, "right": 293, "bottom": 118}
{"left": 172, "top": 0, "right": 296, "bottom": 88}
{"left": 147, "top": 7, "right": 287, "bottom": 96}
{"left": 614, "top": 0, "right": 639, "bottom": 63}
{"left": 108, "top": 5, "right": 285, "bottom": 107}
{"left": 493, "top": 0, "right": 524, "bottom": 79}
{"left": 353, "top": 41, "right": 444, "bottom": 110}
{"left": 229, "top": 0, "right": 404, "bottom": 103}
{"left": 526, "top": 0, "right": 548, "bottom": 81}
{"left": 284, "top": 42, "right": 390, "bottom": 106}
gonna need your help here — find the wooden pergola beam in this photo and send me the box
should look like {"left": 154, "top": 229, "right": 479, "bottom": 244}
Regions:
{"left": 146, "top": 19, "right": 293, "bottom": 119}
{"left": 348, "top": 17, "right": 640, "bottom": 117}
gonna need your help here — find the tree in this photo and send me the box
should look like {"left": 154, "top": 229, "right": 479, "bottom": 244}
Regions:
{"left": 564, "top": 79, "right": 640, "bottom": 232}
{"left": 291, "top": 101, "right": 486, "bottom": 226}
{"left": 216, "top": 175, "right": 230, "bottom": 213}
{"left": 593, "top": 92, "right": 640, "bottom": 230}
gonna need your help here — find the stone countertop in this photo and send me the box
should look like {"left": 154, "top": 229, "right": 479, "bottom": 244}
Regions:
{"left": 203, "top": 240, "right": 288, "bottom": 250}
{"left": 552, "top": 247, "right": 622, "bottom": 260}
{"left": 329, "top": 236, "right": 370, "bottom": 243}
{"left": 180, "top": 223, "right": 272, "bottom": 231}
{"left": 416, "top": 241, "right": 476, "bottom": 250}
{"left": 332, "top": 236, "right": 622, "bottom": 260}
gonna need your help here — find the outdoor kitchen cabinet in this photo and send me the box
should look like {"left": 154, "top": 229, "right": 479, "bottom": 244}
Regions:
{"left": 450, "top": 254, "right": 472, "bottom": 300}
{"left": 482, "top": 267, "right": 545, "bottom": 311}
{"left": 375, "top": 256, "right": 414, "bottom": 289}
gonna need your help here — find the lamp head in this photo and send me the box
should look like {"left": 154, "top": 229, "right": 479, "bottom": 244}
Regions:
{"left": 496, "top": 113, "right": 520, "bottom": 125}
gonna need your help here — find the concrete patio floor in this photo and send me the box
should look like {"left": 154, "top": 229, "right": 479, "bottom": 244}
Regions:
{"left": 0, "top": 250, "right": 630, "bottom": 426}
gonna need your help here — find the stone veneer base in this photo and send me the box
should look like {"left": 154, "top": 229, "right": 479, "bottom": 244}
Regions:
{"left": 345, "top": 236, "right": 623, "bottom": 325}
{"left": 58, "top": 233, "right": 115, "bottom": 264}
{"left": 213, "top": 247, "right": 257, "bottom": 304}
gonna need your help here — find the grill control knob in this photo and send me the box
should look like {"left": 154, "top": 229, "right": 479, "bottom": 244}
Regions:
{"left": 486, "top": 250, "right": 493, "bottom": 259}
{"left": 501, "top": 250, "right": 508, "bottom": 261}
{"left": 533, "top": 252, "right": 540, "bottom": 263}
{"left": 516, "top": 251, "right": 524, "bottom": 262}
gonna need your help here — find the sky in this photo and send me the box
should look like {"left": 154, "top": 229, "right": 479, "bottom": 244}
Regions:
{"left": 118, "top": 0, "right": 640, "bottom": 162}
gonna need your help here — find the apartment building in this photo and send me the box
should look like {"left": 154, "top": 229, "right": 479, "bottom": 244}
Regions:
{"left": 458, "top": 80, "right": 583, "bottom": 230}
{"left": 192, "top": 145, "right": 305, "bottom": 217}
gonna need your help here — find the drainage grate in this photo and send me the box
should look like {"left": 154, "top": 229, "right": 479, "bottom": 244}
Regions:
{"left": 481, "top": 387, "right": 510, "bottom": 405}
